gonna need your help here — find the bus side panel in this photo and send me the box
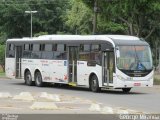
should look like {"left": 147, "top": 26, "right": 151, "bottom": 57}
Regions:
{"left": 21, "top": 59, "right": 36, "bottom": 81}
{"left": 21, "top": 59, "right": 68, "bottom": 83}
{"left": 77, "top": 61, "right": 102, "bottom": 87}
{"left": 77, "top": 61, "right": 89, "bottom": 86}
{"left": 43, "top": 60, "right": 68, "bottom": 83}
{"left": 5, "top": 58, "right": 16, "bottom": 79}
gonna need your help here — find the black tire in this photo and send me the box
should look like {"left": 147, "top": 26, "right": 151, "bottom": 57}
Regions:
{"left": 90, "top": 75, "right": 101, "bottom": 92}
{"left": 25, "top": 71, "right": 33, "bottom": 86}
{"left": 35, "top": 71, "right": 43, "bottom": 87}
{"left": 122, "top": 88, "right": 131, "bottom": 93}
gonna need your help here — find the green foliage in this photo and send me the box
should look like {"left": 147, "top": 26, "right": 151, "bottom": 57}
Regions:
{"left": 0, "top": 32, "right": 7, "bottom": 45}
{"left": 34, "top": 32, "right": 48, "bottom": 37}
{"left": 79, "top": 0, "right": 160, "bottom": 67}
{"left": 0, "top": 45, "right": 5, "bottom": 72}
{"left": 0, "top": 0, "right": 70, "bottom": 38}
{"left": 64, "top": 0, "right": 93, "bottom": 34}
{"left": 81, "top": 0, "right": 160, "bottom": 38}
{"left": 0, "top": 1, "right": 29, "bottom": 38}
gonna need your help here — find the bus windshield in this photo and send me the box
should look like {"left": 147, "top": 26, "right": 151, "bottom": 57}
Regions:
{"left": 117, "top": 45, "right": 153, "bottom": 70}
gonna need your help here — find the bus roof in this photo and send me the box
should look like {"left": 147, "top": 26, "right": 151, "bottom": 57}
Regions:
{"left": 7, "top": 35, "right": 149, "bottom": 46}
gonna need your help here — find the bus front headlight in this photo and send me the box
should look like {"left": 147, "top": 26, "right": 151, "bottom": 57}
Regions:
{"left": 117, "top": 75, "right": 126, "bottom": 80}
{"left": 117, "top": 75, "right": 131, "bottom": 81}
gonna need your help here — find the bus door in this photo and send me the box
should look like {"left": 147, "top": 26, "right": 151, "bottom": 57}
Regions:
{"left": 102, "top": 51, "right": 114, "bottom": 86}
{"left": 15, "top": 46, "right": 22, "bottom": 78}
{"left": 68, "top": 46, "right": 78, "bottom": 84}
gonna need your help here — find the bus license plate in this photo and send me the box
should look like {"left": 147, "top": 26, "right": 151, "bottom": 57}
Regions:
{"left": 134, "top": 83, "right": 141, "bottom": 86}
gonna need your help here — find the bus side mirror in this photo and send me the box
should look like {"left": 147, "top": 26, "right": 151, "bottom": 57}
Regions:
{"left": 87, "top": 60, "right": 97, "bottom": 66}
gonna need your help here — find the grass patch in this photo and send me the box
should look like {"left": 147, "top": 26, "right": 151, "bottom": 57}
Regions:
{"left": 0, "top": 72, "right": 5, "bottom": 77}
{"left": 154, "top": 74, "right": 160, "bottom": 85}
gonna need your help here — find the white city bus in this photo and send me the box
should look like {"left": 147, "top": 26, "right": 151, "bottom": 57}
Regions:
{"left": 5, "top": 35, "right": 153, "bottom": 92}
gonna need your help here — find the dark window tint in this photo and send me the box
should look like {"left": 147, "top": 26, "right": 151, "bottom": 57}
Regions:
{"left": 31, "top": 51, "right": 41, "bottom": 59}
{"left": 24, "top": 44, "right": 29, "bottom": 50}
{"left": 41, "top": 52, "right": 54, "bottom": 59}
{"left": 29, "top": 44, "right": 33, "bottom": 51}
{"left": 9, "top": 44, "right": 14, "bottom": 50}
{"left": 33, "top": 44, "right": 39, "bottom": 51}
{"left": 91, "top": 44, "right": 100, "bottom": 51}
{"left": 8, "top": 51, "right": 15, "bottom": 57}
{"left": 80, "top": 44, "right": 90, "bottom": 52}
{"left": 90, "top": 52, "right": 101, "bottom": 65}
{"left": 23, "top": 51, "right": 31, "bottom": 58}
{"left": 79, "top": 44, "right": 90, "bottom": 61}
{"left": 40, "top": 44, "right": 45, "bottom": 51}
{"left": 53, "top": 52, "right": 67, "bottom": 60}
{"left": 7, "top": 44, "right": 15, "bottom": 58}
{"left": 57, "top": 44, "right": 66, "bottom": 51}
{"left": 52, "top": 44, "right": 57, "bottom": 51}
{"left": 79, "top": 52, "right": 90, "bottom": 61}
{"left": 23, "top": 44, "right": 33, "bottom": 58}
{"left": 45, "top": 44, "right": 52, "bottom": 51}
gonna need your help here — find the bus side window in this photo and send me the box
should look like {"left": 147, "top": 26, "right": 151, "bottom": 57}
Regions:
{"left": 90, "top": 44, "right": 101, "bottom": 65}
{"left": 31, "top": 44, "right": 41, "bottom": 59}
{"left": 79, "top": 44, "right": 90, "bottom": 61}
{"left": 41, "top": 44, "right": 53, "bottom": 59}
{"left": 29, "top": 44, "right": 33, "bottom": 51}
{"left": 40, "top": 44, "right": 45, "bottom": 51}
{"left": 23, "top": 44, "right": 31, "bottom": 58}
{"left": 53, "top": 44, "right": 67, "bottom": 60}
{"left": 52, "top": 44, "right": 57, "bottom": 51}
{"left": 7, "top": 44, "right": 15, "bottom": 58}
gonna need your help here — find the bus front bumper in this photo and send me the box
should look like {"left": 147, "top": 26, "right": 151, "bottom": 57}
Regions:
{"left": 114, "top": 79, "right": 153, "bottom": 88}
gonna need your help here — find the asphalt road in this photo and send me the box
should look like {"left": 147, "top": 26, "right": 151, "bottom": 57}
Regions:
{"left": 0, "top": 79, "right": 160, "bottom": 114}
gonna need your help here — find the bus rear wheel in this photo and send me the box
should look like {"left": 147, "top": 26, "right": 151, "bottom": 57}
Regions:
{"left": 25, "top": 71, "right": 33, "bottom": 86}
{"left": 90, "top": 75, "right": 101, "bottom": 92}
{"left": 35, "top": 71, "right": 43, "bottom": 87}
{"left": 122, "top": 88, "right": 131, "bottom": 93}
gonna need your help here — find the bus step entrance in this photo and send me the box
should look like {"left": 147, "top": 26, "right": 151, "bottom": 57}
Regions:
{"left": 68, "top": 82, "right": 77, "bottom": 86}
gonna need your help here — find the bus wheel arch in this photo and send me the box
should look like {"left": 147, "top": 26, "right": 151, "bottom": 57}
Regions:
{"left": 24, "top": 69, "right": 34, "bottom": 86}
{"left": 34, "top": 69, "right": 43, "bottom": 87}
{"left": 89, "top": 73, "right": 101, "bottom": 92}
{"left": 122, "top": 88, "right": 131, "bottom": 93}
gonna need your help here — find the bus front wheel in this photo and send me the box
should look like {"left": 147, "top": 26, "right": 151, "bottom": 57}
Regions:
{"left": 25, "top": 71, "right": 33, "bottom": 86}
{"left": 35, "top": 72, "right": 43, "bottom": 87}
{"left": 122, "top": 88, "right": 131, "bottom": 93}
{"left": 90, "top": 75, "right": 101, "bottom": 92}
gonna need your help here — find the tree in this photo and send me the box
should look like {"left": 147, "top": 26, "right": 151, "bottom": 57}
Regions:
{"left": 0, "top": 0, "right": 70, "bottom": 38}
{"left": 0, "top": 45, "right": 5, "bottom": 72}
{"left": 0, "top": 32, "right": 7, "bottom": 45}
{"left": 81, "top": 0, "right": 160, "bottom": 39}
{"left": 0, "top": 0, "right": 30, "bottom": 38}
{"left": 27, "top": 0, "right": 70, "bottom": 36}
{"left": 64, "top": 0, "right": 93, "bottom": 34}
{"left": 34, "top": 32, "right": 48, "bottom": 37}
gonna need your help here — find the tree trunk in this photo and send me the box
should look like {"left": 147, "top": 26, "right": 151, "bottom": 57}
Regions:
{"left": 145, "top": 27, "right": 156, "bottom": 40}
{"left": 129, "top": 23, "right": 134, "bottom": 35}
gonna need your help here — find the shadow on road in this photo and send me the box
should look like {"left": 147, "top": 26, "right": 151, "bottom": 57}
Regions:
{"left": 10, "top": 81, "right": 148, "bottom": 95}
